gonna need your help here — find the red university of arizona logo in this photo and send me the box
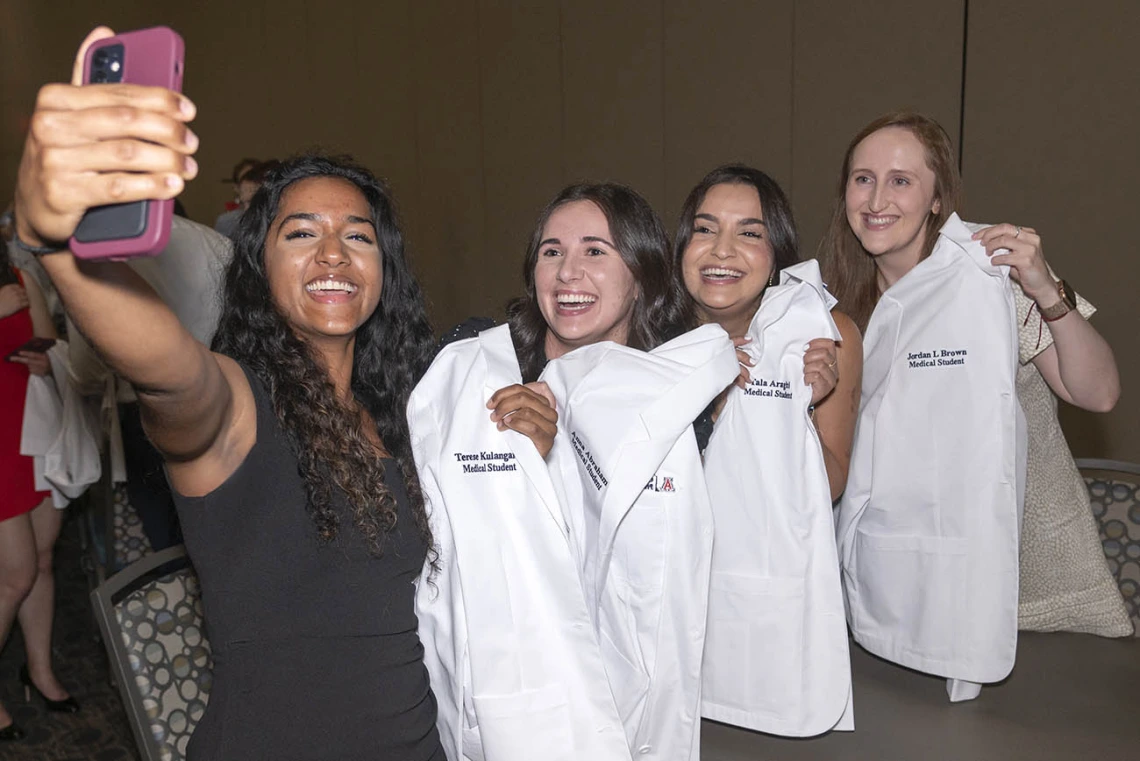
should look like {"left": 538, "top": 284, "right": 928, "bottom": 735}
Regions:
{"left": 644, "top": 474, "right": 677, "bottom": 493}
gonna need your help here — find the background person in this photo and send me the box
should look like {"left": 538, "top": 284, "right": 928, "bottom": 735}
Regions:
{"left": 0, "top": 246, "right": 74, "bottom": 742}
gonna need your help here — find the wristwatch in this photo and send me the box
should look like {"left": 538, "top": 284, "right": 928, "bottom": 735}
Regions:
{"left": 1038, "top": 279, "right": 1077, "bottom": 322}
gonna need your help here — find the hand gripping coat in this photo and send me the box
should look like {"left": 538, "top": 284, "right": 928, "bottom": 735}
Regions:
{"left": 700, "top": 260, "right": 854, "bottom": 736}
{"left": 410, "top": 325, "right": 631, "bottom": 761}
{"left": 836, "top": 214, "right": 1027, "bottom": 697}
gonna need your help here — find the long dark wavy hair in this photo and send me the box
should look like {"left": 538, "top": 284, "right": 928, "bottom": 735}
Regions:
{"left": 818, "top": 111, "right": 961, "bottom": 332}
{"left": 212, "top": 154, "right": 436, "bottom": 562}
{"left": 507, "top": 183, "right": 694, "bottom": 382}
{"left": 673, "top": 164, "right": 801, "bottom": 328}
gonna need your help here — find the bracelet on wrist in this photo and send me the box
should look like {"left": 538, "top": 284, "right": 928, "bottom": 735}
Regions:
{"left": 12, "top": 232, "right": 67, "bottom": 256}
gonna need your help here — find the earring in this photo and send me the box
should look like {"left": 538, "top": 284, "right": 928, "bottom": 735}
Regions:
{"left": 768, "top": 270, "right": 775, "bottom": 288}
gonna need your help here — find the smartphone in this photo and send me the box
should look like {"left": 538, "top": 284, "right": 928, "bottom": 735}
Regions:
{"left": 70, "top": 27, "right": 185, "bottom": 261}
{"left": 5, "top": 337, "right": 56, "bottom": 361}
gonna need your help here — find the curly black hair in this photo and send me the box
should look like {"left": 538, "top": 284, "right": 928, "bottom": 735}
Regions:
{"left": 212, "top": 154, "right": 436, "bottom": 562}
{"left": 507, "top": 182, "right": 694, "bottom": 382}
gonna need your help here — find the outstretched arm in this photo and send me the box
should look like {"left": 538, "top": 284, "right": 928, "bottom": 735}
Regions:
{"left": 13, "top": 28, "right": 248, "bottom": 479}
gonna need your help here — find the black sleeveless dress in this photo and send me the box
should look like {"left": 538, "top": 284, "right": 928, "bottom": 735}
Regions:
{"left": 174, "top": 364, "right": 445, "bottom": 760}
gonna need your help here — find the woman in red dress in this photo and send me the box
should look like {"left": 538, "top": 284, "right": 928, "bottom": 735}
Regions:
{"left": 0, "top": 242, "right": 74, "bottom": 742}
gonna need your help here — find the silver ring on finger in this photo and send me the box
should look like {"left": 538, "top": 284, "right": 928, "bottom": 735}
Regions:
{"left": 1013, "top": 226, "right": 1022, "bottom": 239}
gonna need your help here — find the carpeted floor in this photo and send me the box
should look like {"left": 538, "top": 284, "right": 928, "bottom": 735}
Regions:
{"left": 0, "top": 513, "right": 138, "bottom": 761}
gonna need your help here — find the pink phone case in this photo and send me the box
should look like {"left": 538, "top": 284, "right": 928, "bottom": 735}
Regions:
{"left": 69, "top": 27, "right": 185, "bottom": 261}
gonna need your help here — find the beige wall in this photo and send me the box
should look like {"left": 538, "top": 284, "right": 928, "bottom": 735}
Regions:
{"left": 2, "top": 1, "right": 1134, "bottom": 460}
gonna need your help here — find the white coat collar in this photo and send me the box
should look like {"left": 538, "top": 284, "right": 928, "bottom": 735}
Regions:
{"left": 743, "top": 260, "right": 840, "bottom": 360}
{"left": 937, "top": 213, "right": 1007, "bottom": 279}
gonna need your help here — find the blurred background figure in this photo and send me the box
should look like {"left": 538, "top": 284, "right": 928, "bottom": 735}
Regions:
{"left": 212, "top": 158, "right": 257, "bottom": 238}
{"left": 1, "top": 238, "right": 75, "bottom": 742}
{"left": 3, "top": 205, "right": 66, "bottom": 337}
{"left": 213, "top": 159, "right": 279, "bottom": 240}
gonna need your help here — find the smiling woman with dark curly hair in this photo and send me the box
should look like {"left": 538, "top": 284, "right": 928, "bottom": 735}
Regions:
{"left": 11, "top": 28, "right": 446, "bottom": 761}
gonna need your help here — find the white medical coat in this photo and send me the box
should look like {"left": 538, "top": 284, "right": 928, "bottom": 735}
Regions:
{"left": 540, "top": 324, "right": 738, "bottom": 761}
{"left": 836, "top": 214, "right": 1027, "bottom": 684}
{"left": 700, "top": 260, "right": 853, "bottom": 736}
{"left": 409, "top": 325, "right": 631, "bottom": 761}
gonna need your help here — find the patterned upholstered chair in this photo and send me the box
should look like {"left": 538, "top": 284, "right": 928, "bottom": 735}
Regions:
{"left": 112, "top": 482, "right": 154, "bottom": 568}
{"left": 91, "top": 545, "right": 213, "bottom": 761}
{"left": 1076, "top": 459, "right": 1140, "bottom": 636}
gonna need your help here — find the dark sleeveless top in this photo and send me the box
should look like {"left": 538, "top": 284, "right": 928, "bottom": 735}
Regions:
{"left": 174, "top": 364, "right": 444, "bottom": 761}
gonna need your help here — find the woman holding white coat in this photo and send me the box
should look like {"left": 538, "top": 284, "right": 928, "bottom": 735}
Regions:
{"left": 420, "top": 183, "right": 700, "bottom": 760}
{"left": 821, "top": 111, "right": 1123, "bottom": 703}
{"left": 673, "top": 165, "right": 862, "bottom": 736}
{"left": 676, "top": 165, "right": 862, "bottom": 493}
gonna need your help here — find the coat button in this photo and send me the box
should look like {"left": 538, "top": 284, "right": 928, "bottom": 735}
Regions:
{"left": 638, "top": 745, "right": 652, "bottom": 754}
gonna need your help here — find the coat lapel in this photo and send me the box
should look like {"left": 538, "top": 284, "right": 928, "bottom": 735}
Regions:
{"left": 478, "top": 326, "right": 570, "bottom": 538}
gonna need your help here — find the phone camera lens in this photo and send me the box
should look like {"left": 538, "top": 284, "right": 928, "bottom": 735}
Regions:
{"left": 93, "top": 49, "right": 108, "bottom": 64}
{"left": 93, "top": 70, "right": 108, "bottom": 83}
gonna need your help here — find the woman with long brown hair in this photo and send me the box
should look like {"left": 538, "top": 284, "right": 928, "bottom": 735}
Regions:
{"left": 821, "top": 111, "right": 1123, "bottom": 702}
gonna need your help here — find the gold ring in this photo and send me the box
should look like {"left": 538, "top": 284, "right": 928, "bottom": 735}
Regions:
{"left": 828, "top": 359, "right": 838, "bottom": 370}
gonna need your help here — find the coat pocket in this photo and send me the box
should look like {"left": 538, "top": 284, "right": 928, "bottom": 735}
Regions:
{"left": 852, "top": 529, "right": 968, "bottom": 660}
{"left": 702, "top": 572, "right": 805, "bottom": 717}
{"left": 473, "top": 684, "right": 573, "bottom": 761}
{"left": 614, "top": 501, "right": 668, "bottom": 593}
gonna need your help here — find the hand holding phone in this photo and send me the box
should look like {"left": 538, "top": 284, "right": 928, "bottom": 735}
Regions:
{"left": 12, "top": 27, "right": 197, "bottom": 259}
{"left": 6, "top": 338, "right": 55, "bottom": 376}
{"left": 5, "top": 337, "right": 56, "bottom": 361}
{"left": 70, "top": 27, "right": 186, "bottom": 260}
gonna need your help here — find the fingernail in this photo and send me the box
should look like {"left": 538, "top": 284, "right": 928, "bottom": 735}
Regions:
{"left": 180, "top": 97, "right": 196, "bottom": 118}
{"left": 185, "top": 130, "right": 199, "bottom": 150}
{"left": 803, "top": 343, "right": 811, "bottom": 351}
{"left": 165, "top": 174, "right": 183, "bottom": 190}
{"left": 184, "top": 156, "right": 198, "bottom": 175}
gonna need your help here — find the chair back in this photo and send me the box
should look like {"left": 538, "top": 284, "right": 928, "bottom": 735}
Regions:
{"left": 1075, "top": 458, "right": 1140, "bottom": 636}
{"left": 91, "top": 545, "right": 212, "bottom": 761}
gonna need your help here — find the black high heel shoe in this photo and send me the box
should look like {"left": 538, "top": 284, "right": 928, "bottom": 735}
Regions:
{"left": 20, "top": 664, "right": 80, "bottom": 713}
{"left": 0, "top": 720, "right": 27, "bottom": 741}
